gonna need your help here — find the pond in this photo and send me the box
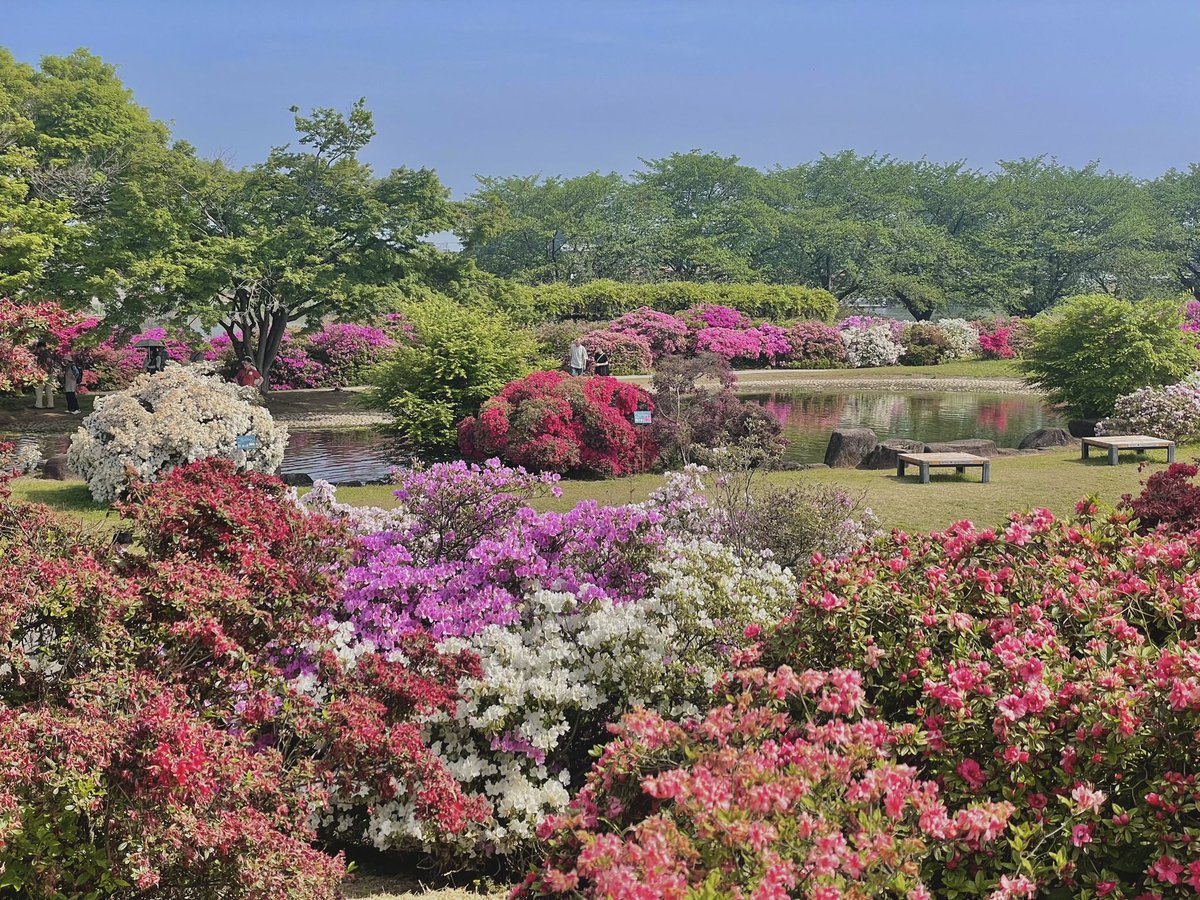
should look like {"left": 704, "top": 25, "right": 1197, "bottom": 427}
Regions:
{"left": 12, "top": 388, "right": 1062, "bottom": 484}
{"left": 742, "top": 389, "right": 1063, "bottom": 464}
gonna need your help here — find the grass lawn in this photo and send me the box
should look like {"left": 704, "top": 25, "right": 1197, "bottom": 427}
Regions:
{"left": 320, "top": 443, "right": 1178, "bottom": 534}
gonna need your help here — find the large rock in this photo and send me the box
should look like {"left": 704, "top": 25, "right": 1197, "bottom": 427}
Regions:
{"left": 40, "top": 454, "right": 77, "bottom": 481}
{"left": 858, "top": 438, "right": 926, "bottom": 470}
{"left": 1068, "top": 419, "right": 1098, "bottom": 438}
{"left": 923, "top": 438, "right": 1000, "bottom": 458}
{"left": 281, "top": 472, "right": 314, "bottom": 487}
{"left": 824, "top": 428, "right": 878, "bottom": 468}
{"left": 1018, "top": 427, "right": 1075, "bottom": 450}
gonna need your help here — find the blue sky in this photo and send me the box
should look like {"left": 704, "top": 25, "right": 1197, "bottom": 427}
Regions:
{"left": 6, "top": 1, "right": 1199, "bottom": 196}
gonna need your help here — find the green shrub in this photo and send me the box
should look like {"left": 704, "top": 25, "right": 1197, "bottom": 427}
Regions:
{"left": 899, "top": 322, "right": 951, "bottom": 365}
{"left": 521, "top": 280, "right": 838, "bottom": 323}
{"left": 366, "top": 296, "right": 537, "bottom": 448}
{"left": 1021, "top": 294, "right": 1199, "bottom": 419}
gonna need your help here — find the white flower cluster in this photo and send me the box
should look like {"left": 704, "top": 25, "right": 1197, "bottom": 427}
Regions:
{"left": 67, "top": 364, "right": 287, "bottom": 502}
{"left": 0, "top": 439, "right": 43, "bottom": 476}
{"left": 351, "top": 539, "right": 798, "bottom": 855}
{"left": 842, "top": 324, "right": 902, "bottom": 367}
{"left": 297, "top": 478, "right": 412, "bottom": 533}
{"left": 936, "top": 318, "right": 981, "bottom": 360}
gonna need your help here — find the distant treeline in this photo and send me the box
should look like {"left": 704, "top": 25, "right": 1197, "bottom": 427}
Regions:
{"left": 456, "top": 151, "right": 1200, "bottom": 319}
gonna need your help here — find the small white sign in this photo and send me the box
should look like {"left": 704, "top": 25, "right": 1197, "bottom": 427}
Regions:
{"left": 633, "top": 410, "right": 652, "bottom": 425}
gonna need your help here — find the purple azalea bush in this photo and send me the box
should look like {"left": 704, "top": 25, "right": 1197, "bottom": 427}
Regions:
{"left": 608, "top": 306, "right": 691, "bottom": 358}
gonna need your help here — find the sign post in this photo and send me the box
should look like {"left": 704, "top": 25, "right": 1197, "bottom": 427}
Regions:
{"left": 633, "top": 410, "right": 652, "bottom": 426}
{"left": 236, "top": 434, "right": 260, "bottom": 451}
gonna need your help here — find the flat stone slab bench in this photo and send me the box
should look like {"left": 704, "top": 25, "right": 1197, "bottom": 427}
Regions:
{"left": 1081, "top": 435, "right": 1175, "bottom": 466}
{"left": 897, "top": 451, "right": 991, "bottom": 484}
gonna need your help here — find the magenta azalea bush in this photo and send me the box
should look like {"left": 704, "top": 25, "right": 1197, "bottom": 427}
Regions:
{"left": 784, "top": 320, "right": 848, "bottom": 368}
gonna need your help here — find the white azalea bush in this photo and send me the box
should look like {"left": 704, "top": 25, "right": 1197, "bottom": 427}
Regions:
{"left": 342, "top": 540, "right": 797, "bottom": 856}
{"left": 1097, "top": 375, "right": 1200, "bottom": 441}
{"left": 68, "top": 364, "right": 287, "bottom": 502}
{"left": 841, "top": 323, "right": 902, "bottom": 367}
{"left": 936, "top": 317, "right": 981, "bottom": 359}
{"left": 300, "top": 464, "right": 813, "bottom": 857}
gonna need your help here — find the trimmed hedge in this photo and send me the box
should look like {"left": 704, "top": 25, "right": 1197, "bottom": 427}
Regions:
{"left": 506, "top": 280, "right": 838, "bottom": 323}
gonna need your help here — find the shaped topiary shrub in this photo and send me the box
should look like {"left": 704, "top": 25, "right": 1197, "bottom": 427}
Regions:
{"left": 579, "top": 328, "right": 654, "bottom": 375}
{"left": 782, "top": 320, "right": 848, "bottom": 368}
{"left": 67, "top": 364, "right": 287, "bottom": 502}
{"left": 458, "top": 371, "right": 658, "bottom": 476}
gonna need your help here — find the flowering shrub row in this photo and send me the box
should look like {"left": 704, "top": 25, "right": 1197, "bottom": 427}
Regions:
{"left": 596, "top": 304, "right": 993, "bottom": 370}
{"left": 299, "top": 461, "right": 874, "bottom": 857}
{"left": 521, "top": 501, "right": 1200, "bottom": 897}
{"left": 0, "top": 298, "right": 98, "bottom": 392}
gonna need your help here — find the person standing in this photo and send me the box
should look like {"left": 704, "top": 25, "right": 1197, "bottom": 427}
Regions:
{"left": 593, "top": 347, "right": 610, "bottom": 377}
{"left": 568, "top": 339, "right": 588, "bottom": 376}
{"left": 233, "top": 356, "right": 264, "bottom": 389}
{"left": 63, "top": 358, "right": 82, "bottom": 414}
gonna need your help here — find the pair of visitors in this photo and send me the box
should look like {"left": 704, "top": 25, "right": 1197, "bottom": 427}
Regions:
{"left": 567, "top": 341, "right": 610, "bottom": 377}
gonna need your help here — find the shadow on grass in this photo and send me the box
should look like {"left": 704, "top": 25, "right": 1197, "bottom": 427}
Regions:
{"left": 13, "top": 482, "right": 109, "bottom": 517}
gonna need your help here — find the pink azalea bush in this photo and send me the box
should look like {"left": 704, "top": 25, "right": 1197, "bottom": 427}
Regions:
{"left": 783, "top": 321, "right": 849, "bottom": 368}
{"left": 609, "top": 307, "right": 691, "bottom": 358}
{"left": 579, "top": 329, "right": 654, "bottom": 375}
{"left": 760, "top": 505, "right": 1200, "bottom": 897}
{"left": 680, "top": 304, "right": 753, "bottom": 331}
{"left": 516, "top": 672, "right": 1014, "bottom": 900}
{"left": 694, "top": 326, "right": 763, "bottom": 365}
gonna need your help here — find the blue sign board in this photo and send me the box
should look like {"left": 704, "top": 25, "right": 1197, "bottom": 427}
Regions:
{"left": 633, "top": 410, "right": 652, "bottom": 425}
{"left": 236, "top": 434, "right": 260, "bottom": 450}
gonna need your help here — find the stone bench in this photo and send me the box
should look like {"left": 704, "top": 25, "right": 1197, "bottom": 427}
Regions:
{"left": 1081, "top": 435, "right": 1175, "bottom": 466}
{"left": 897, "top": 451, "right": 991, "bottom": 484}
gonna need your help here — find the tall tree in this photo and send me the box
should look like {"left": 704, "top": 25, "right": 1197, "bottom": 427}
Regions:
{"left": 985, "top": 158, "right": 1168, "bottom": 314}
{"left": 1150, "top": 165, "right": 1200, "bottom": 300}
{"left": 170, "top": 100, "right": 453, "bottom": 381}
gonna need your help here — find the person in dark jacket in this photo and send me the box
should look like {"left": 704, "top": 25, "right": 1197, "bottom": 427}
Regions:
{"left": 593, "top": 348, "right": 610, "bottom": 377}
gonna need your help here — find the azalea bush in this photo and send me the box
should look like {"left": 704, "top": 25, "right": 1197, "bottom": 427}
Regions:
{"left": 458, "top": 371, "right": 658, "bottom": 476}
{"left": 0, "top": 459, "right": 484, "bottom": 897}
{"left": 579, "top": 328, "right": 653, "bottom": 375}
{"left": 0, "top": 298, "right": 98, "bottom": 392}
{"left": 841, "top": 322, "right": 903, "bottom": 367}
{"left": 608, "top": 306, "right": 691, "bottom": 358}
{"left": 936, "top": 318, "right": 981, "bottom": 360}
{"left": 759, "top": 506, "right": 1200, "bottom": 897}
{"left": 516, "top": 672, "right": 1015, "bottom": 900}
{"left": 1097, "top": 376, "right": 1200, "bottom": 441}
{"left": 783, "top": 320, "right": 848, "bottom": 368}
{"left": 303, "top": 462, "right": 800, "bottom": 855}
{"left": 1121, "top": 461, "right": 1200, "bottom": 533}
{"left": 693, "top": 325, "right": 763, "bottom": 365}
{"left": 68, "top": 364, "right": 287, "bottom": 502}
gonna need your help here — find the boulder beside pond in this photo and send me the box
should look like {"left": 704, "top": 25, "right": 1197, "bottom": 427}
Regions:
{"left": 858, "top": 438, "right": 926, "bottom": 470}
{"left": 1018, "top": 427, "right": 1075, "bottom": 450}
{"left": 824, "top": 428, "right": 878, "bottom": 468}
{"left": 922, "top": 438, "right": 1000, "bottom": 458}
{"left": 40, "top": 454, "right": 77, "bottom": 481}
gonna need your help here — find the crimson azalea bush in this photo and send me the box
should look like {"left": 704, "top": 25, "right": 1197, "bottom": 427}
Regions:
{"left": 0, "top": 459, "right": 485, "bottom": 897}
{"left": 1121, "top": 461, "right": 1200, "bottom": 533}
{"left": 458, "top": 371, "right": 658, "bottom": 476}
{"left": 758, "top": 506, "right": 1200, "bottom": 897}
